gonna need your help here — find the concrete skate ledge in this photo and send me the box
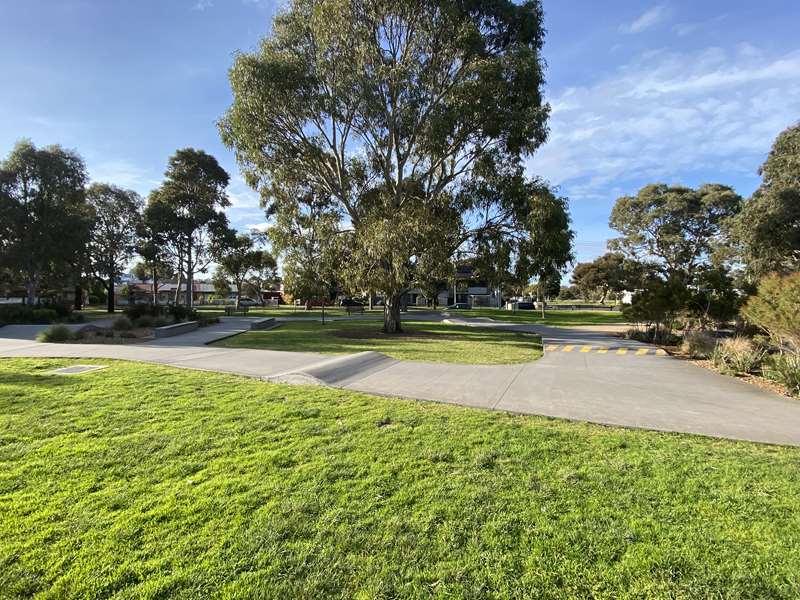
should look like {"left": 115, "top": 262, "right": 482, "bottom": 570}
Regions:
{"left": 267, "top": 351, "right": 396, "bottom": 387}
{"left": 250, "top": 317, "right": 279, "bottom": 331}
{"left": 154, "top": 321, "right": 198, "bottom": 338}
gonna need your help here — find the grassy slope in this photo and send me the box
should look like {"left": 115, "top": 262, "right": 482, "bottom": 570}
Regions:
{"left": 461, "top": 307, "right": 628, "bottom": 326}
{"left": 213, "top": 320, "right": 543, "bottom": 364}
{"left": 2, "top": 358, "right": 800, "bottom": 599}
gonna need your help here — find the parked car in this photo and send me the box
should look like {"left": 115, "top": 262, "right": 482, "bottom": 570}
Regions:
{"left": 515, "top": 301, "right": 534, "bottom": 310}
{"left": 238, "top": 297, "right": 260, "bottom": 307}
{"left": 339, "top": 298, "right": 364, "bottom": 307}
{"left": 447, "top": 302, "right": 471, "bottom": 310}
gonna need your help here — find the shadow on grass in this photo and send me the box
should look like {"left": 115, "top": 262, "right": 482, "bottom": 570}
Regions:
{"left": 214, "top": 320, "right": 543, "bottom": 364}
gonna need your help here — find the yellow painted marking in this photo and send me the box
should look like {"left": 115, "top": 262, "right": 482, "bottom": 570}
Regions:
{"left": 597, "top": 347, "right": 609, "bottom": 354}
{"left": 656, "top": 348, "right": 667, "bottom": 356}
{"left": 562, "top": 345, "right": 575, "bottom": 352}
{"left": 580, "top": 345, "right": 592, "bottom": 353}
{"left": 635, "top": 348, "right": 650, "bottom": 356}
{"left": 616, "top": 348, "right": 628, "bottom": 355}
{"left": 546, "top": 344, "right": 560, "bottom": 352}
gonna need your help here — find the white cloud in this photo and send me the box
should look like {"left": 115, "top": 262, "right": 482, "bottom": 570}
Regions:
{"left": 193, "top": 0, "right": 213, "bottom": 11}
{"left": 673, "top": 22, "right": 698, "bottom": 37}
{"left": 89, "top": 159, "right": 155, "bottom": 192}
{"left": 528, "top": 47, "right": 800, "bottom": 202}
{"left": 620, "top": 4, "right": 670, "bottom": 34}
{"left": 227, "top": 175, "right": 262, "bottom": 209}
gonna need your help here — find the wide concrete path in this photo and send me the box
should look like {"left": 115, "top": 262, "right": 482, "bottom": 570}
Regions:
{"left": 2, "top": 316, "right": 799, "bottom": 446}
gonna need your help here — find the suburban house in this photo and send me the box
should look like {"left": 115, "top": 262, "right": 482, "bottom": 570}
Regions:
{"left": 119, "top": 281, "right": 286, "bottom": 306}
{"left": 115, "top": 282, "right": 228, "bottom": 306}
{"left": 404, "top": 264, "right": 503, "bottom": 308}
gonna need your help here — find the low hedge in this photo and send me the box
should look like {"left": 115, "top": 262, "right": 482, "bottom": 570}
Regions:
{"left": 0, "top": 305, "right": 59, "bottom": 324}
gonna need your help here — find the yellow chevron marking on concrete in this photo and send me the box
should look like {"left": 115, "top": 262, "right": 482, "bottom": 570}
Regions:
{"left": 543, "top": 345, "right": 668, "bottom": 355}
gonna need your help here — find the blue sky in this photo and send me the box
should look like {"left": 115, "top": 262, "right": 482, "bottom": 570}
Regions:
{"left": 1, "top": 0, "right": 799, "bottom": 269}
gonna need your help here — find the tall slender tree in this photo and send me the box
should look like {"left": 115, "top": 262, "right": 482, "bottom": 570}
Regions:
{"left": 150, "top": 149, "right": 234, "bottom": 308}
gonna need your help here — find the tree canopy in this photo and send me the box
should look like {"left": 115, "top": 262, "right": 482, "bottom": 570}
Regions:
{"left": 86, "top": 183, "right": 142, "bottom": 312}
{"left": 727, "top": 122, "right": 800, "bottom": 276}
{"left": 609, "top": 183, "right": 741, "bottom": 280}
{"left": 220, "top": 0, "right": 554, "bottom": 332}
{"left": 0, "top": 140, "right": 91, "bottom": 304}
{"left": 217, "top": 233, "right": 278, "bottom": 308}
{"left": 148, "top": 148, "right": 234, "bottom": 308}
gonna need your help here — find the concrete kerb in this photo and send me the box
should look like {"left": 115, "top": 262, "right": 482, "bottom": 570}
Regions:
{"left": 250, "top": 317, "right": 280, "bottom": 331}
{"left": 266, "top": 351, "right": 397, "bottom": 387}
{"left": 154, "top": 321, "right": 199, "bottom": 338}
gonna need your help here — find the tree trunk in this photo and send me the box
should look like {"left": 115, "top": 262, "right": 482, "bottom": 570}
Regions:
{"left": 186, "top": 247, "right": 193, "bottom": 309}
{"left": 174, "top": 270, "right": 182, "bottom": 305}
{"left": 107, "top": 277, "right": 115, "bottom": 313}
{"left": 74, "top": 285, "right": 82, "bottom": 311}
{"left": 383, "top": 293, "right": 402, "bottom": 333}
{"left": 151, "top": 267, "right": 158, "bottom": 305}
{"left": 25, "top": 280, "right": 36, "bottom": 306}
{"left": 368, "top": 291, "right": 373, "bottom": 311}
{"left": 236, "top": 287, "right": 241, "bottom": 310}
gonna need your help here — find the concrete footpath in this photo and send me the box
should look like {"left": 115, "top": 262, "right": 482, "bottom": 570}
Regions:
{"left": 2, "top": 316, "right": 800, "bottom": 446}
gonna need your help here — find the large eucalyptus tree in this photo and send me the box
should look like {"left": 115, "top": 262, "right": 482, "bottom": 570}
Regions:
{"left": 221, "top": 0, "right": 552, "bottom": 332}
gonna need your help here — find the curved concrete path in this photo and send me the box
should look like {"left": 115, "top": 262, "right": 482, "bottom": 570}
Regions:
{"left": 2, "top": 315, "right": 800, "bottom": 446}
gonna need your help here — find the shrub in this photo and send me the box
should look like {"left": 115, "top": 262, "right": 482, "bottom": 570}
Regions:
{"left": 167, "top": 304, "right": 197, "bottom": 322}
{"left": 119, "top": 331, "right": 137, "bottom": 339}
{"left": 741, "top": 272, "right": 800, "bottom": 352}
{"left": 47, "top": 302, "right": 73, "bottom": 319}
{"left": 36, "top": 324, "right": 74, "bottom": 343}
{"left": 30, "top": 309, "right": 58, "bottom": 324}
{"left": 198, "top": 315, "right": 220, "bottom": 327}
{"left": 112, "top": 316, "right": 133, "bottom": 331}
{"left": 711, "top": 337, "right": 765, "bottom": 375}
{"left": 0, "top": 305, "right": 58, "bottom": 324}
{"left": 134, "top": 315, "right": 155, "bottom": 328}
{"left": 681, "top": 330, "right": 717, "bottom": 358}
{"left": 624, "top": 327, "right": 679, "bottom": 345}
{"left": 764, "top": 353, "right": 800, "bottom": 397}
{"left": 153, "top": 316, "right": 169, "bottom": 328}
{"left": 124, "top": 303, "right": 163, "bottom": 321}
{"left": 622, "top": 277, "right": 689, "bottom": 344}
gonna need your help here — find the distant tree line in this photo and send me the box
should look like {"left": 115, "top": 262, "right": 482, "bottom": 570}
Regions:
{"left": 568, "top": 122, "right": 800, "bottom": 343}
{"left": 0, "top": 142, "right": 276, "bottom": 313}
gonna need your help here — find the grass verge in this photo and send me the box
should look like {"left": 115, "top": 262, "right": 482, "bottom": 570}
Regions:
{"left": 212, "top": 319, "right": 543, "bottom": 364}
{"left": 457, "top": 307, "right": 628, "bottom": 326}
{"left": 1, "top": 358, "right": 799, "bottom": 598}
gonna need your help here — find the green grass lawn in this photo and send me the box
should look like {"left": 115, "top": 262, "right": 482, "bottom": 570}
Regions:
{"left": 213, "top": 319, "right": 543, "bottom": 364}
{"left": 2, "top": 358, "right": 799, "bottom": 598}
{"left": 457, "top": 307, "right": 628, "bottom": 326}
